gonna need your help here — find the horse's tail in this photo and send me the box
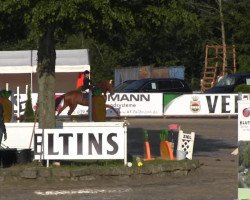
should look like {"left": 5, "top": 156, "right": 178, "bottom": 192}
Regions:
{"left": 55, "top": 94, "right": 65, "bottom": 110}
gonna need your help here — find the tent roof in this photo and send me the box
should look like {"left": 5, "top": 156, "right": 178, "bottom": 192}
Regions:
{"left": 0, "top": 49, "right": 90, "bottom": 73}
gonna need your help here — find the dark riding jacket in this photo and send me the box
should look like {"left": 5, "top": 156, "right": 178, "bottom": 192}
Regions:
{"left": 82, "top": 78, "right": 92, "bottom": 91}
{"left": 0, "top": 104, "right": 6, "bottom": 133}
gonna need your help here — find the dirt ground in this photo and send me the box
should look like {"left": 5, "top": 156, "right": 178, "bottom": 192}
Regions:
{"left": 0, "top": 117, "right": 238, "bottom": 200}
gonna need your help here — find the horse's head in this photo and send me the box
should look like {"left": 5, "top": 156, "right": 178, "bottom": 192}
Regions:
{"left": 97, "top": 80, "right": 115, "bottom": 95}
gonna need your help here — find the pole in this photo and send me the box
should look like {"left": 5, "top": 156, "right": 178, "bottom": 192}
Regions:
{"left": 31, "top": 50, "right": 33, "bottom": 93}
{"left": 123, "top": 118, "right": 129, "bottom": 166}
{"left": 25, "top": 85, "right": 28, "bottom": 94}
{"left": 89, "top": 90, "right": 92, "bottom": 122}
{"left": 28, "top": 104, "right": 39, "bottom": 149}
{"left": 5, "top": 83, "right": 9, "bottom": 91}
{"left": 17, "top": 86, "right": 20, "bottom": 123}
{"left": 218, "top": 0, "right": 227, "bottom": 75}
{"left": 40, "top": 109, "right": 46, "bottom": 164}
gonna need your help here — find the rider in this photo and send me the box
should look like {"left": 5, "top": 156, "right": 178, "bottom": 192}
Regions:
{"left": 0, "top": 102, "right": 7, "bottom": 146}
{"left": 81, "top": 70, "right": 93, "bottom": 93}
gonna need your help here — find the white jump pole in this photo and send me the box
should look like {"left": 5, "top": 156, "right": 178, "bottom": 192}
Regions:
{"left": 5, "top": 83, "right": 9, "bottom": 91}
{"left": 25, "top": 85, "right": 28, "bottom": 94}
{"left": 123, "top": 118, "right": 128, "bottom": 166}
{"left": 31, "top": 50, "right": 33, "bottom": 93}
{"left": 17, "top": 86, "right": 20, "bottom": 123}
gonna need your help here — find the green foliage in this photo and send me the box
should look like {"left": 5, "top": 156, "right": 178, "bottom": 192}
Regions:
{"left": 225, "top": 0, "right": 250, "bottom": 71}
{"left": 92, "top": 87, "right": 102, "bottom": 96}
{"left": 0, "top": 90, "right": 12, "bottom": 98}
{"left": 243, "top": 144, "right": 250, "bottom": 168}
{"left": 144, "top": 130, "right": 149, "bottom": 141}
{"left": 160, "top": 130, "right": 169, "bottom": 142}
{"left": 245, "top": 175, "right": 250, "bottom": 188}
{"left": 238, "top": 55, "right": 250, "bottom": 72}
{"left": 0, "top": 1, "right": 30, "bottom": 49}
{"left": 0, "top": 0, "right": 250, "bottom": 91}
{"left": 234, "top": 84, "right": 250, "bottom": 93}
{"left": 24, "top": 85, "right": 35, "bottom": 122}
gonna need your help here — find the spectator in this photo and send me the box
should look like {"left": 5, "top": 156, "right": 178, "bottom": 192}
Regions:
{"left": 217, "top": 71, "right": 224, "bottom": 83}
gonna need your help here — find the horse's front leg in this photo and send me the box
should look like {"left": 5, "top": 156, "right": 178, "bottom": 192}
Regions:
{"left": 105, "top": 104, "right": 120, "bottom": 118}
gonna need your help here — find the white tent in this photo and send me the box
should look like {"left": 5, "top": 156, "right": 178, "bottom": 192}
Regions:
{"left": 0, "top": 49, "right": 90, "bottom": 92}
{"left": 0, "top": 49, "right": 90, "bottom": 73}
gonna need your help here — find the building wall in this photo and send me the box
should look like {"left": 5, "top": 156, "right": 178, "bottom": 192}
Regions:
{"left": 0, "top": 72, "right": 80, "bottom": 93}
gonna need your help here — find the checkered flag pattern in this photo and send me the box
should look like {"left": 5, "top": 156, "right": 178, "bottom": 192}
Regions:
{"left": 177, "top": 130, "right": 195, "bottom": 159}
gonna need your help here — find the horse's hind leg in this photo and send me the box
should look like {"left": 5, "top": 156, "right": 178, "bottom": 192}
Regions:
{"left": 105, "top": 104, "right": 120, "bottom": 118}
{"left": 57, "top": 104, "right": 67, "bottom": 116}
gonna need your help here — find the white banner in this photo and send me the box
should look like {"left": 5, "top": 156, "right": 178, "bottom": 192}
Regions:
{"left": 57, "top": 93, "right": 163, "bottom": 116}
{"left": 164, "top": 94, "right": 250, "bottom": 116}
{"left": 14, "top": 92, "right": 250, "bottom": 117}
{"left": 34, "top": 122, "right": 126, "bottom": 161}
{"left": 106, "top": 93, "right": 163, "bottom": 116}
{"left": 238, "top": 100, "right": 250, "bottom": 141}
{"left": 14, "top": 93, "right": 163, "bottom": 117}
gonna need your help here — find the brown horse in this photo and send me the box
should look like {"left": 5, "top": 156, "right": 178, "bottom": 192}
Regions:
{"left": 55, "top": 80, "right": 119, "bottom": 117}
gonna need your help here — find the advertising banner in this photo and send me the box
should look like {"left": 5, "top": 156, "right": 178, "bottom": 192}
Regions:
{"left": 164, "top": 93, "right": 250, "bottom": 116}
{"left": 238, "top": 100, "right": 250, "bottom": 141}
{"left": 14, "top": 92, "right": 250, "bottom": 117}
{"left": 34, "top": 122, "right": 127, "bottom": 162}
{"left": 15, "top": 93, "right": 163, "bottom": 117}
{"left": 238, "top": 100, "right": 250, "bottom": 198}
{"left": 106, "top": 93, "right": 163, "bottom": 116}
{"left": 57, "top": 93, "right": 163, "bottom": 116}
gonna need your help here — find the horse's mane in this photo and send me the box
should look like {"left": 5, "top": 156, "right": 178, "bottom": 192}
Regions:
{"left": 95, "top": 80, "right": 113, "bottom": 95}
{"left": 95, "top": 80, "right": 112, "bottom": 88}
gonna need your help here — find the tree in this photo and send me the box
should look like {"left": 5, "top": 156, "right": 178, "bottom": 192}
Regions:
{"left": 1, "top": 0, "right": 249, "bottom": 94}
{"left": 24, "top": 85, "right": 35, "bottom": 122}
{"left": 226, "top": 0, "right": 250, "bottom": 72}
{"left": 0, "top": 1, "right": 30, "bottom": 50}
{"left": 1, "top": 0, "right": 134, "bottom": 128}
{"left": 115, "top": 0, "right": 202, "bottom": 86}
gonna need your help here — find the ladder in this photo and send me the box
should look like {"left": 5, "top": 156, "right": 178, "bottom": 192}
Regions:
{"left": 201, "top": 45, "right": 236, "bottom": 92}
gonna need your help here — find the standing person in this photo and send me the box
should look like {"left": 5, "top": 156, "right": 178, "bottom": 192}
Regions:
{"left": 81, "top": 70, "right": 93, "bottom": 92}
{"left": 217, "top": 71, "right": 224, "bottom": 83}
{"left": 0, "top": 103, "right": 7, "bottom": 146}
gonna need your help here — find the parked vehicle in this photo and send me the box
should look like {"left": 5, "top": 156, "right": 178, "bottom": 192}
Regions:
{"left": 205, "top": 72, "right": 250, "bottom": 93}
{"left": 115, "top": 80, "right": 136, "bottom": 92}
{"left": 116, "top": 78, "right": 192, "bottom": 93}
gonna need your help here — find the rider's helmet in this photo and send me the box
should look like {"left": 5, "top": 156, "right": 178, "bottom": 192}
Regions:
{"left": 83, "top": 70, "right": 90, "bottom": 75}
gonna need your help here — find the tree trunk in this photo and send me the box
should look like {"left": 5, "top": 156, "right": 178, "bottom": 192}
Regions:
{"left": 37, "top": 27, "right": 56, "bottom": 128}
{"left": 218, "top": 0, "right": 227, "bottom": 75}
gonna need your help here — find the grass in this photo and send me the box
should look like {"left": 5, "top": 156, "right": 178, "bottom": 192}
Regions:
{"left": 238, "top": 188, "right": 250, "bottom": 200}
{"left": 56, "top": 160, "right": 125, "bottom": 169}
{"left": 1, "top": 157, "right": 197, "bottom": 171}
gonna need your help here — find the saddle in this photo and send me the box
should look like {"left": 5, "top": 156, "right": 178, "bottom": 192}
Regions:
{"left": 81, "top": 87, "right": 103, "bottom": 100}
